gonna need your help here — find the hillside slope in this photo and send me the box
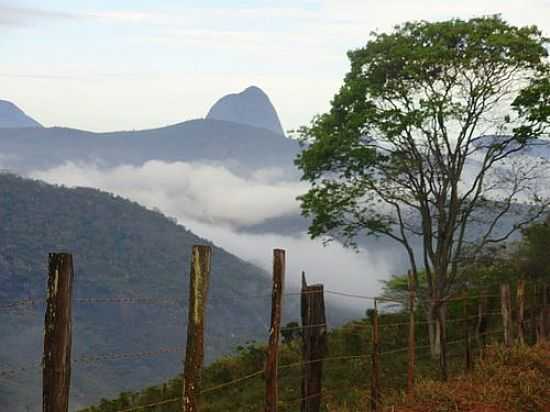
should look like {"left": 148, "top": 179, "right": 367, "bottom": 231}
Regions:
{"left": 392, "top": 343, "right": 550, "bottom": 412}
{"left": 0, "top": 173, "right": 284, "bottom": 411}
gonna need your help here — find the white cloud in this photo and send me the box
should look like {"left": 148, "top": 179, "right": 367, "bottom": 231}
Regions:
{"left": 31, "top": 160, "right": 307, "bottom": 227}
{"left": 29, "top": 160, "right": 403, "bottom": 309}
{"left": 0, "top": 3, "right": 76, "bottom": 26}
{"left": 188, "top": 219, "right": 393, "bottom": 307}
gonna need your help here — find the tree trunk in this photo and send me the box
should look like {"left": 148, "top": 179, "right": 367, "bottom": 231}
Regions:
{"left": 436, "top": 303, "right": 448, "bottom": 381}
{"left": 427, "top": 303, "right": 446, "bottom": 359}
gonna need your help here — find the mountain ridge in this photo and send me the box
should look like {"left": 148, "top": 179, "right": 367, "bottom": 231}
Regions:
{"left": 0, "top": 99, "right": 42, "bottom": 128}
{"left": 0, "top": 118, "right": 300, "bottom": 174}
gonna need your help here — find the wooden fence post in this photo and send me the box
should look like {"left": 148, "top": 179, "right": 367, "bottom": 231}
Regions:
{"left": 535, "top": 284, "right": 544, "bottom": 344}
{"left": 464, "top": 299, "right": 472, "bottom": 372}
{"left": 407, "top": 271, "right": 416, "bottom": 396}
{"left": 301, "top": 274, "right": 327, "bottom": 412}
{"left": 265, "top": 249, "right": 285, "bottom": 412}
{"left": 43, "top": 253, "right": 74, "bottom": 412}
{"left": 437, "top": 303, "right": 448, "bottom": 382}
{"left": 500, "top": 284, "right": 513, "bottom": 347}
{"left": 476, "top": 293, "right": 488, "bottom": 358}
{"left": 541, "top": 284, "right": 549, "bottom": 342}
{"left": 516, "top": 280, "right": 525, "bottom": 345}
{"left": 370, "top": 299, "right": 381, "bottom": 412}
{"left": 183, "top": 245, "right": 212, "bottom": 412}
{"left": 531, "top": 283, "right": 541, "bottom": 343}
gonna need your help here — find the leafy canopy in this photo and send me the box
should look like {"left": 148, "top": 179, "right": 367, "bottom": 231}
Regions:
{"left": 296, "top": 16, "right": 550, "bottom": 297}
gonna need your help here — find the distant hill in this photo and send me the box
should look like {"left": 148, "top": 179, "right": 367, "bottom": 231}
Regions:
{"left": 0, "top": 100, "right": 42, "bottom": 128}
{"left": 0, "top": 118, "right": 299, "bottom": 174}
{"left": 0, "top": 173, "right": 294, "bottom": 411}
{"left": 206, "top": 86, "right": 285, "bottom": 135}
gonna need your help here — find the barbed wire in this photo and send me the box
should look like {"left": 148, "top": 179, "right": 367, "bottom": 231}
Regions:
{"left": 74, "top": 346, "right": 183, "bottom": 365}
{"left": 326, "top": 290, "right": 404, "bottom": 303}
{"left": 74, "top": 297, "right": 182, "bottom": 306}
{"left": 0, "top": 362, "right": 41, "bottom": 377}
{"left": 201, "top": 369, "right": 265, "bottom": 394}
{"left": 1, "top": 278, "right": 543, "bottom": 412}
{"left": 116, "top": 397, "right": 181, "bottom": 412}
{"left": 0, "top": 298, "right": 42, "bottom": 311}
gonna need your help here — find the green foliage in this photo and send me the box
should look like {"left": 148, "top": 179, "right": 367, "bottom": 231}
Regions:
{"left": 516, "top": 217, "right": 550, "bottom": 279}
{"left": 0, "top": 173, "right": 276, "bottom": 411}
{"left": 296, "top": 15, "right": 550, "bottom": 306}
{"left": 83, "top": 305, "right": 513, "bottom": 412}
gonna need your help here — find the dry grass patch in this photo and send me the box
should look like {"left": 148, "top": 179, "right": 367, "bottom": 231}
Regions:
{"left": 388, "top": 343, "right": 550, "bottom": 412}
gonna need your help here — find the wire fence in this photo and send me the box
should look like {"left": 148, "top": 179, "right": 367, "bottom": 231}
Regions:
{"left": 1, "top": 252, "right": 549, "bottom": 412}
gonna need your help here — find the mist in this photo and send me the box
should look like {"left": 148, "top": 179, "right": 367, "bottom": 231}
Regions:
{"left": 30, "top": 160, "right": 405, "bottom": 310}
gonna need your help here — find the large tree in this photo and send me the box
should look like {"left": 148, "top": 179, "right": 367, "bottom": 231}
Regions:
{"left": 296, "top": 16, "right": 550, "bottom": 375}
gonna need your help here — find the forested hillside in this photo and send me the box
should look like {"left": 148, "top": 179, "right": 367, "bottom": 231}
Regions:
{"left": 0, "top": 173, "right": 286, "bottom": 411}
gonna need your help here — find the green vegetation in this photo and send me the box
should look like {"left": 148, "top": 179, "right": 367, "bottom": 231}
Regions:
{"left": 0, "top": 173, "right": 277, "bottom": 411}
{"left": 295, "top": 15, "right": 550, "bottom": 360}
{"left": 81, "top": 286, "right": 527, "bottom": 412}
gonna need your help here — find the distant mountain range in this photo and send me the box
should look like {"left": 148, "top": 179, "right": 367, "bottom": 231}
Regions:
{"left": 0, "top": 87, "right": 298, "bottom": 175}
{"left": 0, "top": 100, "right": 42, "bottom": 128}
{"left": 0, "top": 119, "right": 299, "bottom": 174}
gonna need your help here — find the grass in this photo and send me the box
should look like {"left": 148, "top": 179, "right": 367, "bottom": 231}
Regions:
{"left": 79, "top": 307, "right": 548, "bottom": 412}
{"left": 387, "top": 343, "right": 550, "bottom": 412}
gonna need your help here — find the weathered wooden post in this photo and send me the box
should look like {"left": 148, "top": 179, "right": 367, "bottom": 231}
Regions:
{"left": 265, "top": 249, "right": 285, "bottom": 412}
{"left": 437, "top": 301, "right": 448, "bottom": 382}
{"left": 516, "top": 280, "right": 525, "bottom": 345}
{"left": 301, "top": 273, "right": 327, "bottom": 412}
{"left": 464, "top": 298, "right": 472, "bottom": 372}
{"left": 532, "top": 283, "right": 541, "bottom": 344}
{"left": 541, "top": 284, "right": 550, "bottom": 342}
{"left": 370, "top": 299, "right": 381, "bottom": 412}
{"left": 501, "top": 284, "right": 513, "bottom": 347}
{"left": 183, "top": 245, "right": 212, "bottom": 412}
{"left": 43, "top": 253, "right": 74, "bottom": 412}
{"left": 476, "top": 293, "right": 488, "bottom": 358}
{"left": 407, "top": 270, "right": 416, "bottom": 395}
{"left": 535, "top": 283, "right": 544, "bottom": 344}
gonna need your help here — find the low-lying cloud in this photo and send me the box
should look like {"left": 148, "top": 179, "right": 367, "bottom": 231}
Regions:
{"left": 31, "top": 160, "right": 402, "bottom": 311}
{"left": 32, "top": 160, "right": 308, "bottom": 227}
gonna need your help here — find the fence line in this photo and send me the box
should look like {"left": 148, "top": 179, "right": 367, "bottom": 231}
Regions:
{"left": 2, "top": 247, "right": 548, "bottom": 412}
{"left": 116, "top": 397, "right": 182, "bottom": 412}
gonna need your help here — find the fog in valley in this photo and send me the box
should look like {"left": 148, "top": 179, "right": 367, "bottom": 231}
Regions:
{"left": 31, "top": 160, "right": 398, "bottom": 307}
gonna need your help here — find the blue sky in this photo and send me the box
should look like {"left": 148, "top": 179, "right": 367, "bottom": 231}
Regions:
{"left": 2, "top": 0, "right": 549, "bottom": 132}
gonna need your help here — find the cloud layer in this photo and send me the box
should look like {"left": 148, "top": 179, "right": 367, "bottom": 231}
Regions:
{"left": 32, "top": 160, "right": 307, "bottom": 227}
{"left": 31, "top": 160, "right": 400, "bottom": 307}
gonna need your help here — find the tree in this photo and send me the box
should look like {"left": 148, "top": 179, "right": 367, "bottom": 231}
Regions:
{"left": 516, "top": 215, "right": 550, "bottom": 279}
{"left": 296, "top": 16, "right": 550, "bottom": 377}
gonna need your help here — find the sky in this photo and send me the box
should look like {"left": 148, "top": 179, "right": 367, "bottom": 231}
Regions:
{"left": 2, "top": 0, "right": 550, "bottom": 132}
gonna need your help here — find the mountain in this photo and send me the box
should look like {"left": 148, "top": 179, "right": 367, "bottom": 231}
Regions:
{"left": 206, "top": 86, "right": 285, "bottom": 135}
{"left": 0, "top": 173, "right": 299, "bottom": 411}
{"left": 0, "top": 119, "right": 299, "bottom": 175}
{"left": 0, "top": 100, "right": 42, "bottom": 128}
